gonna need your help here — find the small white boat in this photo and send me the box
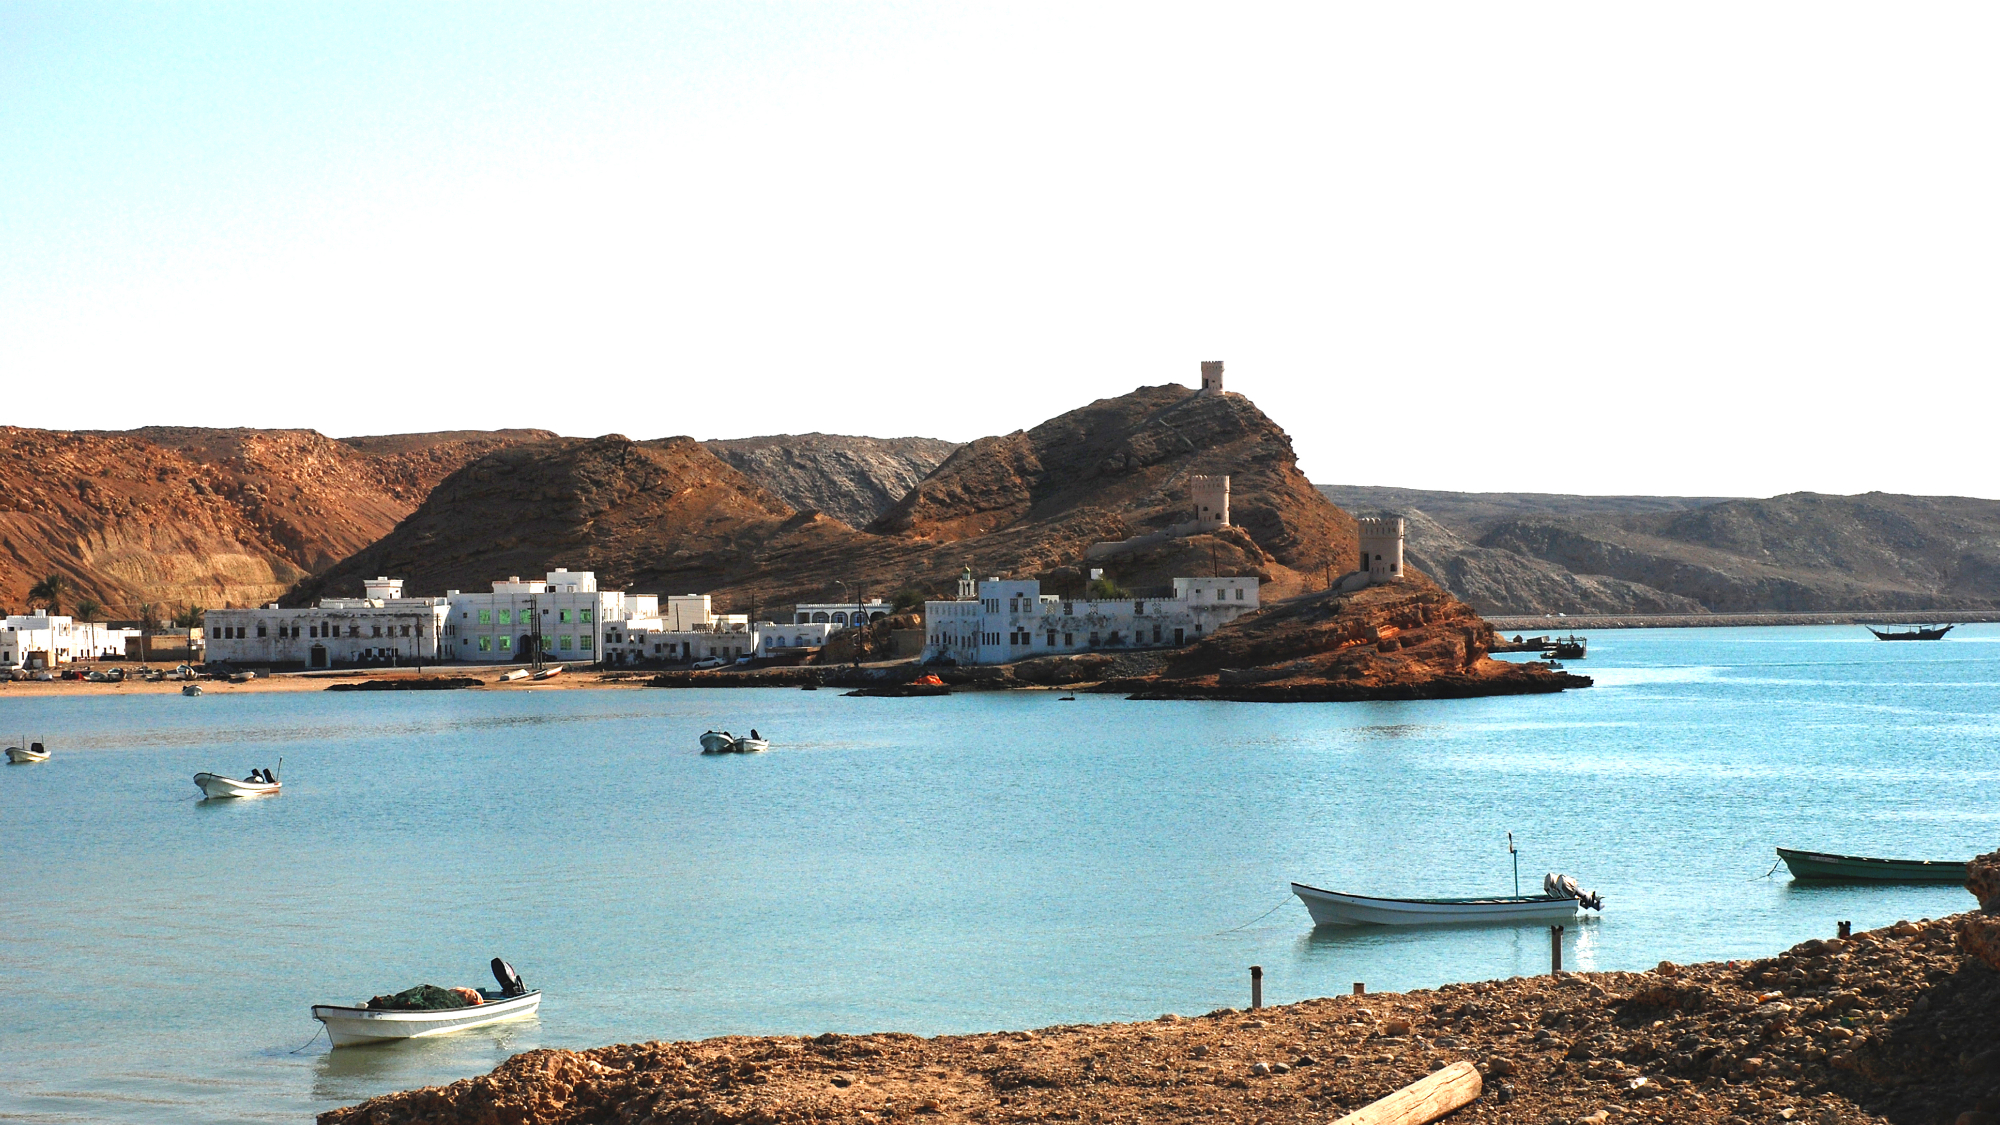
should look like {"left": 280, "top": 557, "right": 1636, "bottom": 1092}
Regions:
{"left": 498, "top": 668, "right": 532, "bottom": 682}
{"left": 313, "top": 959, "right": 539, "bottom": 1047}
{"left": 1292, "top": 874, "right": 1603, "bottom": 927}
{"left": 6, "top": 742, "right": 50, "bottom": 764}
{"left": 532, "top": 665, "right": 564, "bottom": 681}
{"left": 194, "top": 763, "right": 281, "bottom": 798}
{"left": 700, "top": 730, "right": 769, "bottom": 754}
{"left": 182, "top": 683, "right": 203, "bottom": 697}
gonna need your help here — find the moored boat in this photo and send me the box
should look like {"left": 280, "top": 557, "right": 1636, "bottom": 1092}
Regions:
{"left": 731, "top": 736, "right": 769, "bottom": 753}
{"left": 313, "top": 959, "right": 540, "bottom": 1047}
{"left": 533, "top": 665, "right": 564, "bottom": 680}
{"left": 699, "top": 730, "right": 737, "bottom": 754}
{"left": 1866, "top": 624, "right": 1954, "bottom": 641}
{"left": 194, "top": 765, "right": 281, "bottom": 798}
{"left": 1776, "top": 847, "right": 1967, "bottom": 882}
{"left": 1292, "top": 873, "right": 1603, "bottom": 927}
{"left": 182, "top": 683, "right": 203, "bottom": 696}
{"left": 6, "top": 741, "right": 50, "bottom": 764}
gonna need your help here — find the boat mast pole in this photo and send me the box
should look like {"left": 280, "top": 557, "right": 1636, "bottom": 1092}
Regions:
{"left": 1508, "top": 832, "right": 1519, "bottom": 897}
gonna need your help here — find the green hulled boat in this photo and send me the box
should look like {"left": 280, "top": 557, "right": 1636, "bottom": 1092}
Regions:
{"left": 1776, "top": 847, "right": 1967, "bottom": 882}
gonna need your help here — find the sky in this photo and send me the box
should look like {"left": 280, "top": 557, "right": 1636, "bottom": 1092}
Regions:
{"left": 3, "top": 4, "right": 1997, "bottom": 498}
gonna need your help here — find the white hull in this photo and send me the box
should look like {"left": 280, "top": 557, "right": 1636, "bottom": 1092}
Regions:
{"left": 1292, "top": 882, "right": 1584, "bottom": 926}
{"left": 194, "top": 772, "right": 281, "bottom": 798}
{"left": 733, "top": 738, "right": 769, "bottom": 753}
{"left": 699, "top": 731, "right": 735, "bottom": 753}
{"left": 182, "top": 684, "right": 202, "bottom": 696}
{"left": 6, "top": 747, "right": 50, "bottom": 763}
{"left": 313, "top": 991, "right": 541, "bottom": 1046}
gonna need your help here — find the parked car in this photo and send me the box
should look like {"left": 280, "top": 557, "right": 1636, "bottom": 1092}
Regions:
{"left": 691, "top": 657, "right": 727, "bottom": 670}
{"left": 733, "top": 655, "right": 754, "bottom": 665}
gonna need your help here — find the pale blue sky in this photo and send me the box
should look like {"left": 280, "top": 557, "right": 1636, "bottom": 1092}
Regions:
{"left": 4, "top": 4, "right": 1997, "bottom": 496}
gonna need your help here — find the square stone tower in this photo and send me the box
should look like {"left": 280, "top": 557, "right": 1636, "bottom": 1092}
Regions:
{"left": 1191, "top": 475, "right": 1230, "bottom": 531}
{"left": 1357, "top": 517, "right": 1405, "bottom": 584}
{"left": 1200, "top": 360, "right": 1224, "bottom": 395}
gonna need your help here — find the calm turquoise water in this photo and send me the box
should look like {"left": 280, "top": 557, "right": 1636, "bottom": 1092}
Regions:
{"left": 2, "top": 625, "right": 1995, "bottom": 1123}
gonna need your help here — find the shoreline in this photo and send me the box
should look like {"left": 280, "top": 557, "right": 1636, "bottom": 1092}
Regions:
{"left": 318, "top": 913, "right": 2000, "bottom": 1125}
{"left": 1485, "top": 611, "right": 2000, "bottom": 631}
{"left": 0, "top": 668, "right": 656, "bottom": 696}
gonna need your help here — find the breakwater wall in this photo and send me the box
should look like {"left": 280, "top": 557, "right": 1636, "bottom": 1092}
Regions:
{"left": 1485, "top": 610, "right": 2000, "bottom": 631}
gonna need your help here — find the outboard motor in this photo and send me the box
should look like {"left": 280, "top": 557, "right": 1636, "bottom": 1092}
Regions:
{"left": 491, "top": 957, "right": 527, "bottom": 997}
{"left": 1544, "top": 872, "right": 1605, "bottom": 912}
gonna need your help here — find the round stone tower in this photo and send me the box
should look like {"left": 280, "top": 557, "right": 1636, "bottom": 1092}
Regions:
{"left": 1191, "top": 475, "right": 1230, "bottom": 531}
{"left": 1357, "top": 517, "right": 1405, "bottom": 584}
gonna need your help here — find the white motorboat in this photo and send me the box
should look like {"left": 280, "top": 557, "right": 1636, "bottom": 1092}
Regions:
{"left": 182, "top": 683, "right": 203, "bottom": 696}
{"left": 700, "top": 730, "right": 768, "bottom": 753}
{"left": 498, "top": 668, "right": 531, "bottom": 682}
{"left": 194, "top": 762, "right": 281, "bottom": 798}
{"left": 6, "top": 742, "right": 50, "bottom": 764}
{"left": 532, "top": 665, "right": 563, "bottom": 680}
{"left": 314, "top": 959, "right": 539, "bottom": 1047}
{"left": 1292, "top": 874, "right": 1603, "bottom": 927}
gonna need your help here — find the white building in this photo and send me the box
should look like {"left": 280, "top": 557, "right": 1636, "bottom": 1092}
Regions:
{"left": 204, "top": 584, "right": 453, "bottom": 668}
{"left": 442, "top": 569, "right": 650, "bottom": 664}
{"left": 921, "top": 569, "right": 1259, "bottom": 665}
{"left": 0, "top": 612, "right": 137, "bottom": 668}
{"left": 204, "top": 568, "right": 672, "bottom": 669}
{"left": 792, "top": 599, "right": 893, "bottom": 625}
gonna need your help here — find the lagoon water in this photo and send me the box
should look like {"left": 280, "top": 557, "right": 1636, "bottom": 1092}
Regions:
{"left": 3, "top": 625, "right": 1997, "bottom": 1123}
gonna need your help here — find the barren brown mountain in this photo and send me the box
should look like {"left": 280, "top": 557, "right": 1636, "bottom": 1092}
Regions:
{"left": 0, "top": 426, "right": 550, "bottom": 616}
{"left": 291, "top": 385, "right": 1359, "bottom": 612}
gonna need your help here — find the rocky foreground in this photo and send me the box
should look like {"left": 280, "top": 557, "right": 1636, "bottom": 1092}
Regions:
{"left": 318, "top": 913, "right": 2000, "bottom": 1125}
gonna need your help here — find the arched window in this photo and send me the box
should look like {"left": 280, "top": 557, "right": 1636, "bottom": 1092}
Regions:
{"left": 795, "top": 636, "right": 808, "bottom": 647}
{"left": 811, "top": 612, "right": 830, "bottom": 623}
{"left": 832, "top": 612, "right": 847, "bottom": 625}
{"left": 869, "top": 611, "right": 886, "bottom": 622}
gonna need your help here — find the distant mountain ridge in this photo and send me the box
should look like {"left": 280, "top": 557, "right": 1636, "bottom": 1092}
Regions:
{"left": 1320, "top": 484, "right": 2000, "bottom": 615}
{"left": 702, "top": 434, "right": 959, "bottom": 528}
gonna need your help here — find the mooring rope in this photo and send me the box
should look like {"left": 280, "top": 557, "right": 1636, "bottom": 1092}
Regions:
{"left": 288, "top": 1023, "right": 328, "bottom": 1054}
{"left": 1212, "top": 895, "right": 1293, "bottom": 936}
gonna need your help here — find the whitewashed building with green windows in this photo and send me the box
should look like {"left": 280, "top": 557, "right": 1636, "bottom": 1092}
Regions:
{"left": 442, "top": 568, "right": 658, "bottom": 664}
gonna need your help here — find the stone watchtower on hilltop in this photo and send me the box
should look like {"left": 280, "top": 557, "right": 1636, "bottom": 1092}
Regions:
{"left": 1190, "top": 475, "right": 1230, "bottom": 532}
{"left": 1358, "top": 517, "right": 1405, "bottom": 584}
{"left": 1199, "top": 360, "right": 1224, "bottom": 395}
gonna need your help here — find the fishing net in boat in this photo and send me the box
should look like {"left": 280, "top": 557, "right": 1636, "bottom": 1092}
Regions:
{"left": 367, "top": 984, "right": 469, "bottom": 1011}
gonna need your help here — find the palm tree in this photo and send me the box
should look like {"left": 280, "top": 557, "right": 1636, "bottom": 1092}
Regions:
{"left": 139, "top": 602, "right": 160, "bottom": 663}
{"left": 172, "top": 605, "right": 205, "bottom": 628}
{"left": 27, "top": 574, "right": 68, "bottom": 616}
{"left": 75, "top": 599, "right": 101, "bottom": 623}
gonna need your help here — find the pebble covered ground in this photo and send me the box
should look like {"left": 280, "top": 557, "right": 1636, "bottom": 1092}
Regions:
{"left": 320, "top": 912, "right": 2000, "bottom": 1125}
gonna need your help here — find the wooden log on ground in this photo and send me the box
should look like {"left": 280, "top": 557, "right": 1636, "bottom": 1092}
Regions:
{"left": 1333, "top": 1060, "right": 1482, "bottom": 1125}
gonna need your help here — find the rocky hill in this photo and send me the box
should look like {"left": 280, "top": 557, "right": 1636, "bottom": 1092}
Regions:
{"left": 702, "top": 434, "right": 959, "bottom": 528}
{"left": 294, "top": 385, "right": 1359, "bottom": 613}
{"left": 0, "top": 426, "right": 550, "bottom": 616}
{"left": 1321, "top": 485, "right": 2000, "bottom": 615}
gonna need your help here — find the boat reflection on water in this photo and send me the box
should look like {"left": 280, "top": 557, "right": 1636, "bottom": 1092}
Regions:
{"left": 308, "top": 1017, "right": 542, "bottom": 1101}
{"left": 1296, "top": 913, "right": 1602, "bottom": 983}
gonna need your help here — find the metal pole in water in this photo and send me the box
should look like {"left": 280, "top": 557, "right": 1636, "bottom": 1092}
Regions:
{"left": 1250, "top": 966, "right": 1263, "bottom": 1010}
{"left": 1550, "top": 926, "right": 1564, "bottom": 974}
